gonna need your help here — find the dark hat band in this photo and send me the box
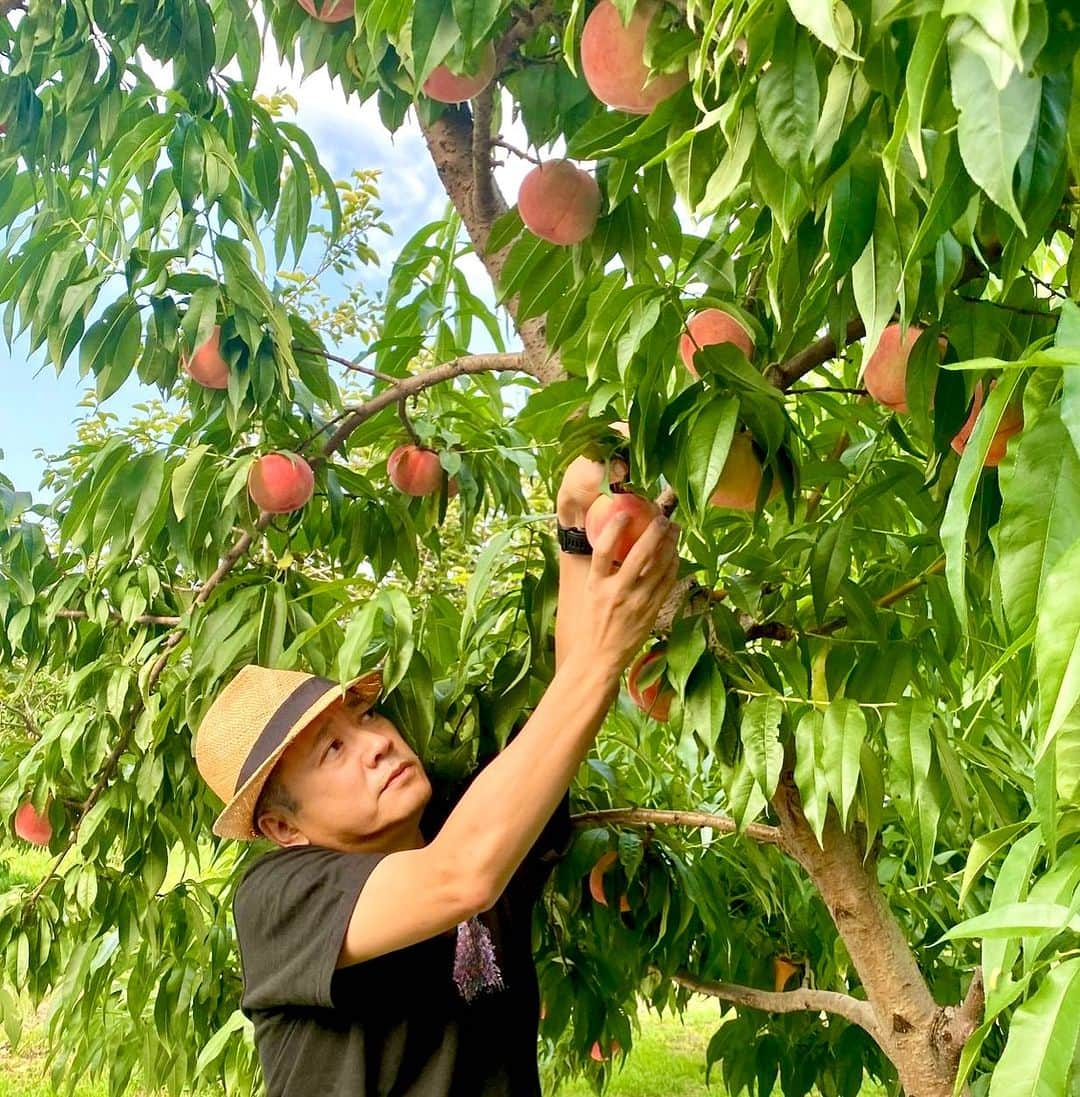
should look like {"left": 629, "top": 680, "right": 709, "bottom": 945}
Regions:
{"left": 234, "top": 676, "right": 338, "bottom": 794}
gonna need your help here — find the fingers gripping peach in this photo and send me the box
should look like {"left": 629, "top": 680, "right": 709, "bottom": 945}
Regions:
{"left": 584, "top": 492, "right": 660, "bottom": 564}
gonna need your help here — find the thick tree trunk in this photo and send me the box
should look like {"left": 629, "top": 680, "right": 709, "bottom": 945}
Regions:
{"left": 773, "top": 774, "right": 980, "bottom": 1097}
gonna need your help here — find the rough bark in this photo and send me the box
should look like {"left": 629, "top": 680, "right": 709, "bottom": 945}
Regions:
{"left": 772, "top": 773, "right": 973, "bottom": 1097}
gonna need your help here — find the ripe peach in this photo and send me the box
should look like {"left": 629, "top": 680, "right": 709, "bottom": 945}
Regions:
{"left": 679, "top": 309, "right": 755, "bottom": 378}
{"left": 388, "top": 444, "right": 444, "bottom": 497}
{"left": 590, "top": 1039, "right": 622, "bottom": 1061}
{"left": 862, "top": 324, "right": 946, "bottom": 414}
{"left": 709, "top": 432, "right": 770, "bottom": 511}
{"left": 518, "top": 160, "right": 601, "bottom": 246}
{"left": 950, "top": 380, "right": 1024, "bottom": 468}
{"left": 627, "top": 649, "right": 673, "bottom": 721}
{"left": 295, "top": 0, "right": 353, "bottom": 21}
{"left": 581, "top": 0, "right": 688, "bottom": 114}
{"left": 584, "top": 491, "right": 661, "bottom": 564}
{"left": 182, "top": 325, "right": 229, "bottom": 389}
{"left": 589, "top": 850, "right": 630, "bottom": 912}
{"left": 14, "top": 801, "right": 52, "bottom": 846}
{"left": 423, "top": 42, "right": 497, "bottom": 103}
{"left": 247, "top": 452, "right": 315, "bottom": 514}
{"left": 773, "top": 955, "right": 801, "bottom": 993}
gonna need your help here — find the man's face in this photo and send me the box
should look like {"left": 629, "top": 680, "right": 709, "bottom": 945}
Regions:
{"left": 258, "top": 693, "right": 433, "bottom": 853}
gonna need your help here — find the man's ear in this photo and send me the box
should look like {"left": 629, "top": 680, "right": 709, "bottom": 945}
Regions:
{"left": 258, "top": 813, "right": 310, "bottom": 848}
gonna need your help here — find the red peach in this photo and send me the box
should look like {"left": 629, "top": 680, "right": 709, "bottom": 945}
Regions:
{"left": 423, "top": 43, "right": 497, "bottom": 103}
{"left": 388, "top": 445, "right": 445, "bottom": 497}
{"left": 679, "top": 309, "right": 755, "bottom": 378}
{"left": 862, "top": 324, "right": 946, "bottom": 414}
{"left": 709, "top": 432, "right": 773, "bottom": 511}
{"left": 590, "top": 1039, "right": 622, "bottom": 1061}
{"left": 182, "top": 325, "right": 230, "bottom": 390}
{"left": 14, "top": 801, "right": 52, "bottom": 846}
{"left": 627, "top": 649, "right": 673, "bottom": 721}
{"left": 950, "top": 380, "right": 1023, "bottom": 468}
{"left": 581, "top": 0, "right": 688, "bottom": 115}
{"left": 247, "top": 452, "right": 315, "bottom": 514}
{"left": 584, "top": 492, "right": 661, "bottom": 564}
{"left": 295, "top": 0, "right": 353, "bottom": 21}
{"left": 588, "top": 850, "right": 631, "bottom": 912}
{"left": 518, "top": 160, "right": 602, "bottom": 246}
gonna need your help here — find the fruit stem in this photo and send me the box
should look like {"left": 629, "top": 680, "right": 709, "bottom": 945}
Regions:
{"left": 397, "top": 397, "right": 423, "bottom": 446}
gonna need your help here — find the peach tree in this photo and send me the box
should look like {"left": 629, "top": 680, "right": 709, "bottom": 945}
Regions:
{"left": 1, "top": 0, "right": 1079, "bottom": 1095}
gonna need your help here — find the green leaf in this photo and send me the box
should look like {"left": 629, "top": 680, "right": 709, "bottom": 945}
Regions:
{"left": 903, "top": 13, "right": 947, "bottom": 177}
{"left": 822, "top": 699, "right": 865, "bottom": 831}
{"left": 810, "top": 512, "right": 853, "bottom": 623}
{"left": 943, "top": 902, "right": 1079, "bottom": 942}
{"left": 793, "top": 709, "right": 828, "bottom": 846}
{"left": 959, "top": 822, "right": 1034, "bottom": 906}
{"left": 997, "top": 409, "right": 1080, "bottom": 635}
{"left": 755, "top": 26, "right": 819, "bottom": 173}
{"left": 683, "top": 659, "right": 727, "bottom": 744}
{"left": 826, "top": 157, "right": 877, "bottom": 281}
{"left": 452, "top": 0, "right": 501, "bottom": 48}
{"left": 685, "top": 396, "right": 739, "bottom": 518}
{"left": 785, "top": 0, "right": 859, "bottom": 60}
{"left": 950, "top": 41, "right": 1041, "bottom": 229}
{"left": 852, "top": 188, "right": 901, "bottom": 372}
{"left": 941, "top": 368, "right": 1024, "bottom": 630}
{"left": 989, "top": 958, "right": 1080, "bottom": 1097}
{"left": 739, "top": 695, "right": 783, "bottom": 801}
{"left": 1036, "top": 539, "right": 1080, "bottom": 758}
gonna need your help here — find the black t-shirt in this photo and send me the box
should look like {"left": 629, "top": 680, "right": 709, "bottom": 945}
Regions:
{"left": 232, "top": 782, "right": 572, "bottom": 1097}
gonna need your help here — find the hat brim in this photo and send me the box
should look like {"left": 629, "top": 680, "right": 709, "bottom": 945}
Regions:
{"left": 211, "top": 669, "right": 382, "bottom": 841}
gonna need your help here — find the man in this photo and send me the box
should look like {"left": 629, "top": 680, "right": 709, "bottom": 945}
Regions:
{"left": 193, "top": 455, "right": 680, "bottom": 1096}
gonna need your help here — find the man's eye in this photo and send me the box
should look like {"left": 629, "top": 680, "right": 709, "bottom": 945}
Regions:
{"left": 325, "top": 739, "right": 343, "bottom": 759}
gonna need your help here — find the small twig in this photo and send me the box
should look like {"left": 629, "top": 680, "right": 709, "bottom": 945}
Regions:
{"left": 665, "top": 969, "right": 881, "bottom": 1043}
{"left": 571, "top": 807, "right": 785, "bottom": 850}
{"left": 765, "top": 319, "right": 866, "bottom": 390}
{"left": 491, "top": 137, "right": 543, "bottom": 167}
{"left": 788, "top": 386, "right": 868, "bottom": 395}
{"left": 55, "top": 608, "right": 182, "bottom": 626}
{"left": 1022, "top": 269, "right": 1067, "bottom": 301}
{"left": 0, "top": 700, "right": 40, "bottom": 741}
{"left": 810, "top": 555, "right": 946, "bottom": 637}
{"left": 805, "top": 431, "right": 850, "bottom": 521}
{"left": 293, "top": 343, "right": 398, "bottom": 383}
{"left": 397, "top": 398, "right": 423, "bottom": 446}
{"left": 955, "top": 296, "right": 1055, "bottom": 318}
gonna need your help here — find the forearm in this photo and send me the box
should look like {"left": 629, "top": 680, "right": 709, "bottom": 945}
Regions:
{"left": 435, "top": 653, "right": 620, "bottom": 904}
{"left": 555, "top": 550, "right": 590, "bottom": 671}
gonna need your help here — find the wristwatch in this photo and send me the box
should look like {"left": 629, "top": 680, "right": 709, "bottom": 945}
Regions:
{"left": 556, "top": 523, "right": 592, "bottom": 555}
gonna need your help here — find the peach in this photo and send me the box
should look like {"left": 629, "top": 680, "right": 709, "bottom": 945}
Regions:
{"left": 182, "top": 325, "right": 229, "bottom": 390}
{"left": 950, "top": 380, "right": 1023, "bottom": 468}
{"left": 581, "top": 0, "right": 688, "bottom": 115}
{"left": 862, "top": 324, "right": 948, "bottom": 414}
{"left": 773, "top": 956, "right": 801, "bottom": 993}
{"left": 588, "top": 850, "right": 631, "bottom": 912}
{"left": 247, "top": 452, "right": 315, "bottom": 514}
{"left": 388, "top": 444, "right": 444, "bottom": 497}
{"left": 295, "top": 0, "right": 353, "bottom": 21}
{"left": 709, "top": 432, "right": 772, "bottom": 511}
{"left": 584, "top": 491, "right": 661, "bottom": 564}
{"left": 590, "top": 1039, "right": 622, "bottom": 1061}
{"left": 679, "top": 309, "right": 755, "bottom": 378}
{"left": 14, "top": 801, "right": 52, "bottom": 846}
{"left": 518, "top": 160, "right": 601, "bottom": 246}
{"left": 627, "top": 649, "right": 673, "bottom": 721}
{"left": 423, "top": 42, "right": 497, "bottom": 103}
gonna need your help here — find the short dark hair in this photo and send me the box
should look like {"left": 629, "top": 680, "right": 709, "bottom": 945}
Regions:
{"left": 254, "top": 764, "right": 300, "bottom": 838}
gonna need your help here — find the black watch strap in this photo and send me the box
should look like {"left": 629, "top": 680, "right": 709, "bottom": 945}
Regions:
{"left": 556, "top": 523, "right": 593, "bottom": 555}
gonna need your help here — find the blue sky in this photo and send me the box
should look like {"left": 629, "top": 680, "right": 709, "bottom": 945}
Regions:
{"left": 0, "top": 50, "right": 536, "bottom": 498}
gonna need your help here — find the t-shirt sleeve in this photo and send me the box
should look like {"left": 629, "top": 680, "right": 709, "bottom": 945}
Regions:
{"left": 233, "top": 846, "right": 385, "bottom": 1013}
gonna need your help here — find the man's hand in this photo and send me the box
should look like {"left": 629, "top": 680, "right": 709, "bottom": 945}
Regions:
{"left": 556, "top": 453, "right": 629, "bottom": 529}
{"left": 566, "top": 510, "right": 681, "bottom": 678}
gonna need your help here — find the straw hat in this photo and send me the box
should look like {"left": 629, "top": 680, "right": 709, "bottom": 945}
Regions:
{"left": 194, "top": 664, "right": 382, "bottom": 841}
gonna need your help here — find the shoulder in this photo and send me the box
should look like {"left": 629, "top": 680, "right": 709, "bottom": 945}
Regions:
{"left": 232, "top": 844, "right": 377, "bottom": 917}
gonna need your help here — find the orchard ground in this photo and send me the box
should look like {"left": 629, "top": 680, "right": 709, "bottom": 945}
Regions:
{"left": 0, "top": 842, "right": 887, "bottom": 1097}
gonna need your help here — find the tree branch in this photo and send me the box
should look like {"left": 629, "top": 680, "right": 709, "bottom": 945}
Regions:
{"left": 55, "top": 608, "right": 182, "bottom": 627}
{"left": 932, "top": 968, "right": 984, "bottom": 1073}
{"left": 322, "top": 352, "right": 534, "bottom": 456}
{"left": 666, "top": 968, "right": 882, "bottom": 1043}
{"left": 811, "top": 555, "right": 946, "bottom": 636}
{"left": 766, "top": 319, "right": 866, "bottom": 390}
{"left": 471, "top": 84, "right": 498, "bottom": 222}
{"left": 571, "top": 807, "right": 786, "bottom": 849}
